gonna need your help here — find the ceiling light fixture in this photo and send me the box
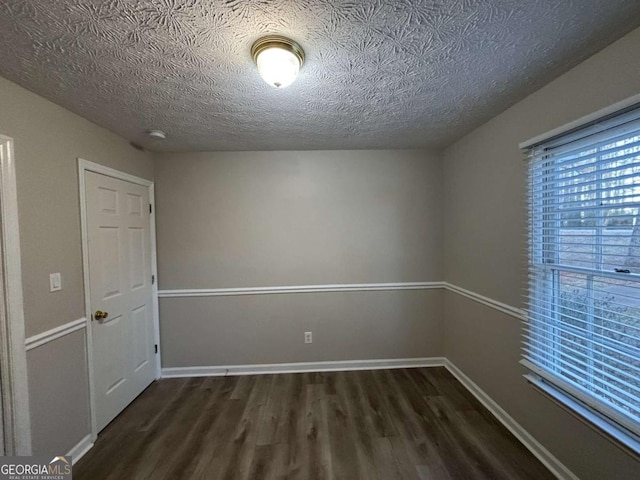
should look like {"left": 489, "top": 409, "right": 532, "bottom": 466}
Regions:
{"left": 147, "top": 129, "right": 167, "bottom": 140}
{"left": 251, "top": 35, "right": 305, "bottom": 88}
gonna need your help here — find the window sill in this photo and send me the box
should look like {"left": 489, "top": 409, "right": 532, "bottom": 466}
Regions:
{"left": 525, "top": 374, "right": 640, "bottom": 460}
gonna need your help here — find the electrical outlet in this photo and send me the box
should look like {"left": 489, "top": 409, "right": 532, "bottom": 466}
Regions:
{"left": 304, "top": 331, "right": 312, "bottom": 344}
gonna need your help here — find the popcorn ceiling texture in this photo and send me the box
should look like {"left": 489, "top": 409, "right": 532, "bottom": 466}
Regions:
{"left": 1, "top": 0, "right": 639, "bottom": 152}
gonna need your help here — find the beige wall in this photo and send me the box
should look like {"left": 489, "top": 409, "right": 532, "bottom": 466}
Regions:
{"left": 161, "top": 290, "right": 442, "bottom": 367}
{"left": 155, "top": 149, "right": 444, "bottom": 367}
{"left": 0, "top": 77, "right": 154, "bottom": 337}
{"left": 442, "top": 27, "right": 640, "bottom": 478}
{"left": 155, "top": 150, "right": 442, "bottom": 288}
{"left": 0, "top": 76, "right": 153, "bottom": 455}
{"left": 27, "top": 330, "right": 90, "bottom": 456}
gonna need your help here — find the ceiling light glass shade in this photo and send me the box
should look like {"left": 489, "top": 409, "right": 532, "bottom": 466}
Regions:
{"left": 251, "top": 36, "right": 305, "bottom": 88}
{"left": 256, "top": 47, "right": 299, "bottom": 88}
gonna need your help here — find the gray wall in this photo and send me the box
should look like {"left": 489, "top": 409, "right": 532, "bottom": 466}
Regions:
{"left": 0, "top": 76, "right": 154, "bottom": 455}
{"left": 155, "top": 150, "right": 444, "bottom": 366}
{"left": 155, "top": 150, "right": 442, "bottom": 288}
{"left": 442, "top": 26, "right": 640, "bottom": 479}
{"left": 27, "top": 331, "right": 89, "bottom": 455}
{"left": 161, "top": 291, "right": 442, "bottom": 367}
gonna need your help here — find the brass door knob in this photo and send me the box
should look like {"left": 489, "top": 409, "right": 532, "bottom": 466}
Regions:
{"left": 94, "top": 310, "right": 109, "bottom": 321}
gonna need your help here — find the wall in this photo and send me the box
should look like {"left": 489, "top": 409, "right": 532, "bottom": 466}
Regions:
{"left": 0, "top": 76, "right": 154, "bottom": 455}
{"left": 442, "top": 26, "right": 640, "bottom": 479}
{"left": 155, "top": 150, "right": 443, "bottom": 367}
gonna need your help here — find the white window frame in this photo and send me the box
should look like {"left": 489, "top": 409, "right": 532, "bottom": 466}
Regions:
{"left": 521, "top": 95, "right": 640, "bottom": 456}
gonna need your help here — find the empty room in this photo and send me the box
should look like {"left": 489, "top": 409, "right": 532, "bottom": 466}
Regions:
{"left": 0, "top": 1, "right": 639, "bottom": 479}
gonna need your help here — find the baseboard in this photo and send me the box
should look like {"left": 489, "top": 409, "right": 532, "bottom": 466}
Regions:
{"left": 67, "top": 433, "right": 93, "bottom": 466}
{"left": 443, "top": 360, "right": 578, "bottom": 480}
{"left": 161, "top": 357, "right": 446, "bottom": 378}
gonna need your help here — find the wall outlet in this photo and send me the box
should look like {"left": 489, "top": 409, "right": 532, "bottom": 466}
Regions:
{"left": 49, "top": 273, "right": 62, "bottom": 292}
{"left": 304, "top": 331, "right": 312, "bottom": 344}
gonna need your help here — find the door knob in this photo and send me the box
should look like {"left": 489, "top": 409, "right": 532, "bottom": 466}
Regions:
{"left": 94, "top": 310, "right": 109, "bottom": 321}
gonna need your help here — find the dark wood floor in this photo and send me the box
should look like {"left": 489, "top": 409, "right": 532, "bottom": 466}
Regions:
{"left": 74, "top": 367, "right": 554, "bottom": 480}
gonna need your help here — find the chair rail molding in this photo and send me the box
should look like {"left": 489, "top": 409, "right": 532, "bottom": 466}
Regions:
{"left": 158, "top": 281, "right": 526, "bottom": 323}
{"left": 158, "top": 281, "right": 444, "bottom": 298}
{"left": 25, "top": 318, "right": 87, "bottom": 351}
{"left": 444, "top": 282, "right": 526, "bottom": 320}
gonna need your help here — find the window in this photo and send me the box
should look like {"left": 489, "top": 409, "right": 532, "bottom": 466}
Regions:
{"left": 522, "top": 106, "right": 640, "bottom": 443}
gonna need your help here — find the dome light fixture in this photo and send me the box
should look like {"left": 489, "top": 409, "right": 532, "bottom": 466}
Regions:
{"left": 251, "top": 35, "right": 305, "bottom": 88}
{"left": 147, "top": 129, "right": 167, "bottom": 140}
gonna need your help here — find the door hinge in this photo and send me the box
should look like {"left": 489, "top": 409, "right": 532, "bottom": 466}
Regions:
{"left": 149, "top": 203, "right": 153, "bottom": 214}
{"left": 155, "top": 344, "right": 158, "bottom": 354}
{"left": 152, "top": 274, "right": 155, "bottom": 285}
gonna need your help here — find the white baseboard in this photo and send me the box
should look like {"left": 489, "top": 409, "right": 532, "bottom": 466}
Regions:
{"left": 67, "top": 433, "right": 93, "bottom": 466}
{"left": 161, "top": 357, "right": 447, "bottom": 378}
{"left": 443, "top": 360, "right": 578, "bottom": 480}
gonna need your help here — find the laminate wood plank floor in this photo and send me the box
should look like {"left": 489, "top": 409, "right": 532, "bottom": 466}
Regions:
{"left": 74, "top": 367, "right": 555, "bottom": 480}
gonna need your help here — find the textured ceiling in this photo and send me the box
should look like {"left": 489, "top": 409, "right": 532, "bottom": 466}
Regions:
{"left": 1, "top": 1, "right": 640, "bottom": 152}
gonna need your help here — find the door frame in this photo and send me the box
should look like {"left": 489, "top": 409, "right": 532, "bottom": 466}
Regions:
{"left": 78, "top": 158, "right": 161, "bottom": 441}
{"left": 0, "top": 135, "right": 31, "bottom": 455}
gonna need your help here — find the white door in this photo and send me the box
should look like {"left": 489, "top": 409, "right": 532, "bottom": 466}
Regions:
{"left": 85, "top": 171, "right": 156, "bottom": 432}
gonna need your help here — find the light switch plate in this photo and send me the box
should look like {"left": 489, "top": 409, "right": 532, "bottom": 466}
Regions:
{"left": 49, "top": 273, "right": 61, "bottom": 292}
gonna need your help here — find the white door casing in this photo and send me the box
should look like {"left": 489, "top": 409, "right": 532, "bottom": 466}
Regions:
{"left": 0, "top": 135, "right": 31, "bottom": 455}
{"left": 79, "top": 159, "right": 160, "bottom": 437}
{"left": 0, "top": 186, "right": 6, "bottom": 456}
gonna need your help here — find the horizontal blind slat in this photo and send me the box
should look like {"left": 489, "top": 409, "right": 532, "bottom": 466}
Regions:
{"left": 522, "top": 359, "right": 640, "bottom": 436}
{"left": 532, "top": 167, "right": 640, "bottom": 190}
{"left": 527, "top": 300, "right": 640, "bottom": 339}
{"left": 522, "top": 350, "right": 640, "bottom": 412}
{"left": 528, "top": 264, "right": 640, "bottom": 282}
{"left": 524, "top": 310, "right": 640, "bottom": 357}
{"left": 524, "top": 333, "right": 640, "bottom": 380}
{"left": 527, "top": 293, "right": 640, "bottom": 334}
{"left": 530, "top": 189, "right": 640, "bottom": 205}
{"left": 530, "top": 117, "right": 640, "bottom": 158}
{"left": 522, "top": 355, "right": 640, "bottom": 418}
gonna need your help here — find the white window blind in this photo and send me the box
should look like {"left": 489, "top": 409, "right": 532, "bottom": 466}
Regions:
{"left": 523, "top": 106, "right": 640, "bottom": 439}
